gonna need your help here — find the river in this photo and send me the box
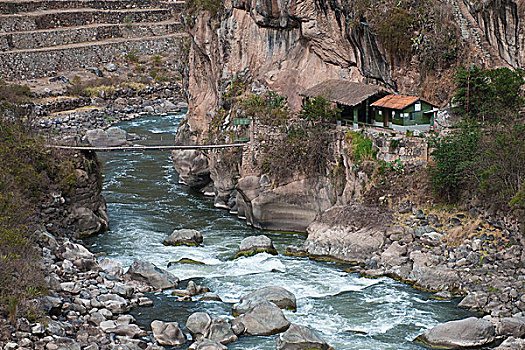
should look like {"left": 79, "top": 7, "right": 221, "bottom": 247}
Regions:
{"left": 84, "top": 113, "right": 472, "bottom": 349}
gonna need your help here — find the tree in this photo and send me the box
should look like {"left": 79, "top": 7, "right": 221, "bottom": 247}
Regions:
{"left": 453, "top": 66, "right": 524, "bottom": 124}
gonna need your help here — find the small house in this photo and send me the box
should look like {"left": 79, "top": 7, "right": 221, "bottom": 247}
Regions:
{"left": 301, "top": 80, "right": 387, "bottom": 125}
{"left": 371, "top": 94, "right": 438, "bottom": 127}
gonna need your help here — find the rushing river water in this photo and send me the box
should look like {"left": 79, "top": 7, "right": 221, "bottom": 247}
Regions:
{"left": 85, "top": 113, "right": 472, "bottom": 350}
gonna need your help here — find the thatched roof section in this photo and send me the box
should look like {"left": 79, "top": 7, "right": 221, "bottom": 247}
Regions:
{"left": 300, "top": 80, "right": 384, "bottom": 107}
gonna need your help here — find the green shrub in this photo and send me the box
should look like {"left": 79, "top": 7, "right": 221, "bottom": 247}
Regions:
{"left": 345, "top": 131, "right": 377, "bottom": 163}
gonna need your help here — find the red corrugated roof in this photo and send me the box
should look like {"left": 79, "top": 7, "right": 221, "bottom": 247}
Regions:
{"left": 371, "top": 94, "right": 422, "bottom": 110}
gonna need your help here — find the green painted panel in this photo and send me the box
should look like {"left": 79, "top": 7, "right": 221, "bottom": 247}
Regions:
{"left": 233, "top": 118, "right": 251, "bottom": 125}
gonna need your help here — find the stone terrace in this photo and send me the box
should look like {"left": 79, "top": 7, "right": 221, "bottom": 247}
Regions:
{"left": 0, "top": 0, "right": 187, "bottom": 81}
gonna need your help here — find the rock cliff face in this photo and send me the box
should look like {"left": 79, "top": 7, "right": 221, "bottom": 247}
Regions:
{"left": 173, "top": 0, "right": 525, "bottom": 233}
{"left": 182, "top": 0, "right": 391, "bottom": 139}
{"left": 463, "top": 0, "right": 524, "bottom": 68}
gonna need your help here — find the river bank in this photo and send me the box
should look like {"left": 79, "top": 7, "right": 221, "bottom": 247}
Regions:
{"left": 2, "top": 113, "right": 523, "bottom": 350}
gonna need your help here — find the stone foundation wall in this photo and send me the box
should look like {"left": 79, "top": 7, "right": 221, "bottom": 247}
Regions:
{"left": 369, "top": 132, "right": 429, "bottom": 164}
{"left": 0, "top": 34, "right": 187, "bottom": 80}
{"left": 0, "top": 22, "right": 182, "bottom": 51}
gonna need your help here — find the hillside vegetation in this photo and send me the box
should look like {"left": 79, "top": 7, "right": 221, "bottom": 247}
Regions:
{"left": 430, "top": 66, "right": 525, "bottom": 223}
{"left": 0, "top": 87, "right": 78, "bottom": 323}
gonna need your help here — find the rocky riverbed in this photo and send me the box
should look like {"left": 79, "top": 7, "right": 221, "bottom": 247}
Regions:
{"left": 31, "top": 81, "right": 187, "bottom": 145}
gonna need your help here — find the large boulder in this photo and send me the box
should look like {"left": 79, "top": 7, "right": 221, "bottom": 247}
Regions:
{"left": 56, "top": 241, "right": 96, "bottom": 270}
{"left": 57, "top": 241, "right": 94, "bottom": 261}
{"left": 186, "top": 312, "right": 212, "bottom": 342}
{"left": 163, "top": 229, "right": 203, "bottom": 247}
{"left": 276, "top": 324, "right": 331, "bottom": 350}
{"left": 151, "top": 320, "right": 186, "bottom": 346}
{"left": 233, "top": 286, "right": 296, "bottom": 316}
{"left": 189, "top": 339, "right": 227, "bottom": 350}
{"left": 206, "top": 318, "right": 238, "bottom": 344}
{"left": 171, "top": 149, "right": 211, "bottom": 190}
{"left": 126, "top": 260, "right": 179, "bottom": 290}
{"left": 99, "top": 258, "right": 123, "bottom": 277}
{"left": 236, "top": 176, "right": 333, "bottom": 232}
{"left": 496, "top": 317, "right": 525, "bottom": 338}
{"left": 232, "top": 301, "right": 290, "bottom": 336}
{"left": 86, "top": 127, "right": 128, "bottom": 147}
{"left": 186, "top": 312, "right": 237, "bottom": 344}
{"left": 416, "top": 317, "right": 495, "bottom": 348}
{"left": 67, "top": 206, "right": 108, "bottom": 237}
{"left": 495, "top": 337, "right": 525, "bottom": 350}
{"left": 234, "top": 235, "right": 278, "bottom": 259}
{"left": 303, "top": 205, "right": 390, "bottom": 264}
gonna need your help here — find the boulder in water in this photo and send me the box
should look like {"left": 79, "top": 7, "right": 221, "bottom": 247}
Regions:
{"left": 188, "top": 339, "right": 227, "bottom": 350}
{"left": 163, "top": 229, "right": 203, "bottom": 247}
{"left": 232, "top": 301, "right": 290, "bottom": 336}
{"left": 415, "top": 317, "right": 495, "bottom": 348}
{"left": 125, "top": 260, "right": 179, "bottom": 290}
{"left": 233, "top": 286, "right": 296, "bottom": 316}
{"left": 234, "top": 235, "right": 278, "bottom": 259}
{"left": 168, "top": 258, "right": 206, "bottom": 267}
{"left": 186, "top": 312, "right": 212, "bottom": 342}
{"left": 276, "top": 324, "right": 332, "bottom": 350}
{"left": 171, "top": 280, "right": 209, "bottom": 297}
{"left": 151, "top": 320, "right": 186, "bottom": 346}
{"left": 186, "top": 312, "right": 237, "bottom": 344}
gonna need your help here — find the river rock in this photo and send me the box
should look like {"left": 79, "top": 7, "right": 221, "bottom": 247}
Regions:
{"left": 171, "top": 149, "right": 211, "bottom": 190}
{"left": 186, "top": 312, "right": 236, "bottom": 344}
{"left": 495, "top": 336, "right": 525, "bottom": 350}
{"left": 416, "top": 317, "right": 495, "bottom": 348}
{"left": 97, "top": 294, "right": 129, "bottom": 314}
{"left": 276, "top": 324, "right": 331, "bottom": 350}
{"left": 57, "top": 241, "right": 94, "bottom": 261}
{"left": 172, "top": 281, "right": 210, "bottom": 297}
{"left": 67, "top": 206, "right": 108, "bottom": 238}
{"left": 233, "top": 286, "right": 297, "bottom": 316}
{"left": 163, "top": 229, "right": 203, "bottom": 246}
{"left": 234, "top": 235, "right": 278, "bottom": 259}
{"left": 380, "top": 242, "right": 408, "bottom": 266}
{"left": 303, "top": 205, "right": 390, "bottom": 264}
{"left": 236, "top": 175, "right": 333, "bottom": 232}
{"left": 99, "top": 258, "right": 123, "bottom": 277}
{"left": 284, "top": 246, "right": 308, "bottom": 257}
{"left": 232, "top": 301, "right": 290, "bottom": 336}
{"left": 189, "top": 339, "right": 227, "bottom": 350}
{"left": 496, "top": 317, "right": 525, "bottom": 337}
{"left": 86, "top": 127, "right": 127, "bottom": 147}
{"left": 187, "top": 312, "right": 212, "bottom": 341}
{"left": 199, "top": 293, "right": 222, "bottom": 302}
{"left": 51, "top": 336, "right": 81, "bottom": 350}
{"left": 206, "top": 318, "right": 238, "bottom": 344}
{"left": 458, "top": 292, "right": 488, "bottom": 310}
{"left": 126, "top": 260, "right": 179, "bottom": 290}
{"left": 151, "top": 320, "right": 186, "bottom": 346}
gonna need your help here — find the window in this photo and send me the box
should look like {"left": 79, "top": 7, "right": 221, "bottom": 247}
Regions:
{"left": 414, "top": 102, "right": 421, "bottom": 112}
{"left": 402, "top": 113, "right": 409, "bottom": 118}
{"left": 378, "top": 110, "right": 382, "bottom": 116}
